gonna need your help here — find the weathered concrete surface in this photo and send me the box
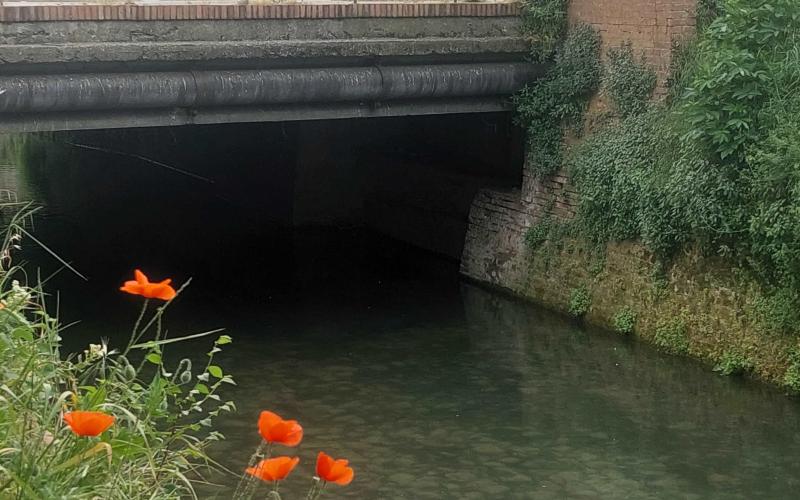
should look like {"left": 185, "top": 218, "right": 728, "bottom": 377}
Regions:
{"left": 0, "top": 38, "right": 527, "bottom": 70}
{"left": 0, "top": 17, "right": 525, "bottom": 69}
{"left": 0, "top": 17, "right": 521, "bottom": 44}
{"left": 0, "top": 97, "right": 514, "bottom": 132}
{"left": 0, "top": 8, "right": 530, "bottom": 130}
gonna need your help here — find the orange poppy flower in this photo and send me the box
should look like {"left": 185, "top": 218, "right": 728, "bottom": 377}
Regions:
{"left": 120, "top": 269, "right": 176, "bottom": 301}
{"left": 258, "top": 410, "right": 303, "bottom": 447}
{"left": 63, "top": 410, "right": 115, "bottom": 437}
{"left": 245, "top": 457, "right": 300, "bottom": 482}
{"left": 316, "top": 452, "right": 354, "bottom": 486}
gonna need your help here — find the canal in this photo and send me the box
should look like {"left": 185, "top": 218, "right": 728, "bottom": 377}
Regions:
{"left": 2, "top": 121, "right": 800, "bottom": 499}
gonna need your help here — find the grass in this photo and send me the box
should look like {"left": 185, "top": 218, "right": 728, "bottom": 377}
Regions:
{"left": 0, "top": 202, "right": 236, "bottom": 499}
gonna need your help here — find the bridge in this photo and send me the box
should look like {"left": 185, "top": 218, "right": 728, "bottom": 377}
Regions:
{"left": 0, "top": 0, "right": 537, "bottom": 132}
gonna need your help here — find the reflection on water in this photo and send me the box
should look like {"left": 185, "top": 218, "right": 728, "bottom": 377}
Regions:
{"left": 2, "top": 133, "right": 800, "bottom": 499}
{"left": 193, "top": 281, "right": 800, "bottom": 500}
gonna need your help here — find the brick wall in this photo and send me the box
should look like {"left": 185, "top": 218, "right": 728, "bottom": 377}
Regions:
{"left": 569, "top": 0, "right": 696, "bottom": 92}
{"left": 525, "top": 0, "right": 698, "bottom": 225}
{"left": 454, "top": 0, "right": 800, "bottom": 389}
{"left": 457, "top": 2, "right": 794, "bottom": 386}
{"left": 0, "top": 2, "right": 520, "bottom": 23}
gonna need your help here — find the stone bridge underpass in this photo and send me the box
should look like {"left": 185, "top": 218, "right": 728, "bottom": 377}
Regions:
{"left": 0, "top": 0, "right": 539, "bottom": 132}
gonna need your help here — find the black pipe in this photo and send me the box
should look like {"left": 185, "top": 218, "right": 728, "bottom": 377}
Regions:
{"left": 0, "top": 63, "right": 539, "bottom": 113}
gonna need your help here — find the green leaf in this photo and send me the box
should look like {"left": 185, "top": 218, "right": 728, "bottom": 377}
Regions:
{"left": 215, "top": 335, "right": 232, "bottom": 345}
{"left": 207, "top": 365, "right": 223, "bottom": 379}
{"left": 10, "top": 327, "right": 33, "bottom": 341}
{"left": 146, "top": 353, "right": 162, "bottom": 365}
{"left": 194, "top": 383, "right": 210, "bottom": 395}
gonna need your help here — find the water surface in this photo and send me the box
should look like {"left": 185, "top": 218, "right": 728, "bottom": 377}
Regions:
{"left": 3, "top": 136, "right": 800, "bottom": 499}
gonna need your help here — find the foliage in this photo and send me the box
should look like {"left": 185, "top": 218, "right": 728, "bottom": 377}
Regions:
{"left": 568, "top": 285, "right": 591, "bottom": 317}
{"left": 681, "top": 0, "right": 800, "bottom": 163}
{"left": 0, "top": 206, "right": 236, "bottom": 499}
{"left": 603, "top": 42, "right": 657, "bottom": 117}
{"left": 524, "top": 217, "right": 553, "bottom": 250}
{"left": 568, "top": 108, "right": 745, "bottom": 259}
{"left": 696, "top": 0, "right": 722, "bottom": 31}
{"left": 713, "top": 351, "right": 754, "bottom": 376}
{"left": 666, "top": 38, "right": 697, "bottom": 104}
{"left": 612, "top": 306, "right": 636, "bottom": 334}
{"left": 520, "top": 0, "right": 569, "bottom": 62}
{"left": 653, "top": 319, "right": 689, "bottom": 355}
{"left": 745, "top": 94, "right": 800, "bottom": 292}
{"left": 782, "top": 347, "right": 800, "bottom": 391}
{"left": 754, "top": 287, "right": 800, "bottom": 336}
{"left": 566, "top": 1, "right": 800, "bottom": 339}
{"left": 514, "top": 24, "right": 602, "bottom": 176}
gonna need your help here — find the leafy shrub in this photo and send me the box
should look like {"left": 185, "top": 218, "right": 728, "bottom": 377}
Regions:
{"left": 713, "top": 351, "right": 754, "bottom": 376}
{"left": 612, "top": 306, "right": 637, "bottom": 334}
{"left": 514, "top": 24, "right": 602, "bottom": 176}
{"left": 603, "top": 42, "right": 657, "bottom": 117}
{"left": 754, "top": 287, "right": 800, "bottom": 336}
{"left": 566, "top": 0, "right": 800, "bottom": 315}
{"left": 653, "top": 319, "right": 689, "bottom": 354}
{"left": 520, "top": 0, "right": 569, "bottom": 62}
{"left": 696, "top": 0, "right": 722, "bottom": 31}
{"left": 746, "top": 94, "right": 800, "bottom": 292}
{"left": 682, "top": 0, "right": 800, "bottom": 162}
{"left": 568, "top": 285, "right": 591, "bottom": 317}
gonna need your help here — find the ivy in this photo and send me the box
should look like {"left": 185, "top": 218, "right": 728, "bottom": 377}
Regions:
{"left": 524, "top": 216, "right": 553, "bottom": 250}
{"left": 514, "top": 24, "right": 602, "bottom": 176}
{"left": 520, "top": 0, "right": 569, "bottom": 62}
{"left": 603, "top": 42, "right": 657, "bottom": 118}
{"left": 564, "top": 0, "right": 800, "bottom": 338}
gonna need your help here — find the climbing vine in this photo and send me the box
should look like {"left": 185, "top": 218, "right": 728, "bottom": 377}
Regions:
{"left": 565, "top": 0, "right": 800, "bottom": 340}
{"left": 520, "top": 0, "right": 569, "bottom": 62}
{"left": 512, "top": 0, "right": 800, "bottom": 389}
{"left": 513, "top": 24, "right": 601, "bottom": 176}
{"left": 603, "top": 42, "right": 657, "bottom": 118}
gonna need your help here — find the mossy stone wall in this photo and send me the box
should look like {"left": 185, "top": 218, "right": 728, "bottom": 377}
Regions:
{"left": 460, "top": 186, "right": 795, "bottom": 388}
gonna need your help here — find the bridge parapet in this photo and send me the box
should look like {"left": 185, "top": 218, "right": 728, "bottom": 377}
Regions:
{"left": 0, "top": 1, "right": 520, "bottom": 23}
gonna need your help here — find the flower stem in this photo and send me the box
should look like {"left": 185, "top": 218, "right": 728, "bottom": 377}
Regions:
{"left": 123, "top": 299, "right": 149, "bottom": 356}
{"left": 306, "top": 477, "right": 325, "bottom": 500}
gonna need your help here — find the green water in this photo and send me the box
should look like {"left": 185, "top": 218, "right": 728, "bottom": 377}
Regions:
{"left": 3, "top": 134, "right": 800, "bottom": 499}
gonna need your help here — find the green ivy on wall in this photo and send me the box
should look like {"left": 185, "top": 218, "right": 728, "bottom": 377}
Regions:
{"left": 564, "top": 0, "right": 800, "bottom": 342}
{"left": 513, "top": 0, "right": 800, "bottom": 389}
{"left": 520, "top": 0, "right": 569, "bottom": 62}
{"left": 513, "top": 24, "right": 601, "bottom": 176}
{"left": 603, "top": 42, "right": 657, "bottom": 118}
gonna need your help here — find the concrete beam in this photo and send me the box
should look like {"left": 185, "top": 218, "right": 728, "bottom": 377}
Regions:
{"left": 0, "top": 38, "right": 529, "bottom": 71}
{"left": 0, "top": 97, "right": 514, "bottom": 132}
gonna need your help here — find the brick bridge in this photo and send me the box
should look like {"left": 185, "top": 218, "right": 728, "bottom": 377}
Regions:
{"left": 0, "top": 1, "right": 538, "bottom": 132}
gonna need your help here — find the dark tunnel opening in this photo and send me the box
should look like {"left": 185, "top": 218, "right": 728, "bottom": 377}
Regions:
{"left": 2, "top": 112, "right": 524, "bottom": 314}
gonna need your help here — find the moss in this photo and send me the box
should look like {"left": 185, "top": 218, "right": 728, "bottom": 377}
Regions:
{"left": 510, "top": 236, "right": 798, "bottom": 389}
